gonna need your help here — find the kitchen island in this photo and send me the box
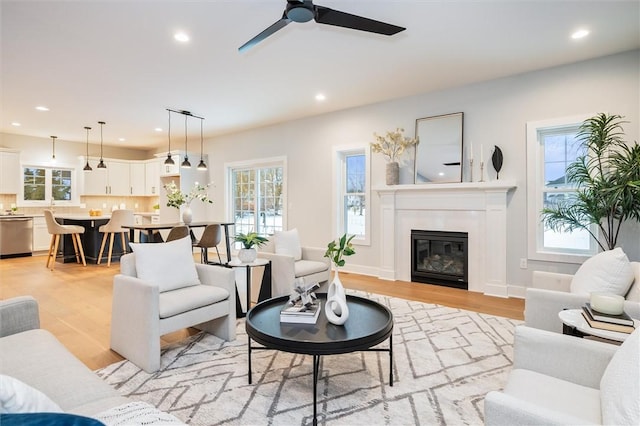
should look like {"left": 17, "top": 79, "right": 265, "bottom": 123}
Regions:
{"left": 54, "top": 214, "right": 128, "bottom": 264}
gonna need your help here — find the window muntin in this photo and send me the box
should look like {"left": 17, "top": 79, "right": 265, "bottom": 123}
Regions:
{"left": 230, "top": 162, "right": 284, "bottom": 241}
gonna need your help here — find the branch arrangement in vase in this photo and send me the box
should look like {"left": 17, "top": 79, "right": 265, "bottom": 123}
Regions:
{"left": 324, "top": 233, "right": 356, "bottom": 268}
{"left": 163, "top": 181, "right": 213, "bottom": 209}
{"left": 370, "top": 127, "right": 419, "bottom": 163}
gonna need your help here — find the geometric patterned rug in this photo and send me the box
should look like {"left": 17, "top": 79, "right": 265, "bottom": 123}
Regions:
{"left": 96, "top": 290, "right": 522, "bottom": 425}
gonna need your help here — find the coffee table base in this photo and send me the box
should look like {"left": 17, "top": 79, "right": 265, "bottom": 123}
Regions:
{"left": 248, "top": 334, "right": 393, "bottom": 426}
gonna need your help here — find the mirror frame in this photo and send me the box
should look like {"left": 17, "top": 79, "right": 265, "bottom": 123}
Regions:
{"left": 414, "top": 112, "right": 464, "bottom": 184}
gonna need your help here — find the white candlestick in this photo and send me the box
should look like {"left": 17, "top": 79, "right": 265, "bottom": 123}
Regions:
{"left": 480, "top": 144, "right": 484, "bottom": 163}
{"left": 469, "top": 141, "right": 473, "bottom": 161}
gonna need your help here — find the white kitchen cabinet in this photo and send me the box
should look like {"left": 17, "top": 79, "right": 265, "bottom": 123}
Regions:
{"left": 159, "top": 154, "right": 180, "bottom": 177}
{"left": 0, "top": 151, "right": 20, "bottom": 194}
{"left": 130, "top": 162, "right": 146, "bottom": 196}
{"left": 145, "top": 159, "right": 161, "bottom": 195}
{"left": 32, "top": 216, "right": 50, "bottom": 252}
{"left": 82, "top": 160, "right": 108, "bottom": 195}
{"left": 108, "top": 160, "right": 130, "bottom": 195}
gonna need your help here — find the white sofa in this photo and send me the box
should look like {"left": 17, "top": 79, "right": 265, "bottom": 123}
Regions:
{"left": 257, "top": 239, "right": 331, "bottom": 297}
{"left": 485, "top": 325, "right": 639, "bottom": 425}
{"left": 0, "top": 296, "right": 183, "bottom": 424}
{"left": 525, "top": 262, "right": 640, "bottom": 333}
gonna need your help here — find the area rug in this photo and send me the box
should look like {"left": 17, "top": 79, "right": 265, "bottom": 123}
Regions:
{"left": 96, "top": 290, "right": 521, "bottom": 425}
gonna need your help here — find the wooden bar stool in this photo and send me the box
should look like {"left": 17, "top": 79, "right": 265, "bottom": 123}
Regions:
{"left": 97, "top": 209, "right": 134, "bottom": 267}
{"left": 43, "top": 210, "right": 86, "bottom": 270}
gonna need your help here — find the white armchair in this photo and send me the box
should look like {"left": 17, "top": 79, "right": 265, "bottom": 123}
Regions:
{"left": 525, "top": 261, "right": 640, "bottom": 333}
{"left": 110, "top": 237, "right": 236, "bottom": 373}
{"left": 484, "top": 325, "right": 639, "bottom": 425}
{"left": 257, "top": 229, "right": 331, "bottom": 298}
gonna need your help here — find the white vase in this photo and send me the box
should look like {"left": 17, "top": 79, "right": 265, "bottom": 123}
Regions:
{"left": 182, "top": 206, "right": 193, "bottom": 224}
{"left": 238, "top": 247, "right": 257, "bottom": 263}
{"left": 325, "top": 267, "right": 349, "bottom": 325}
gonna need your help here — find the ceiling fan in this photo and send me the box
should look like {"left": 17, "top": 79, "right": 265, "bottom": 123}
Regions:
{"left": 239, "top": 0, "right": 406, "bottom": 52}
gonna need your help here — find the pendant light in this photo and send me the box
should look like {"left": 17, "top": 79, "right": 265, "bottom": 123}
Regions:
{"left": 181, "top": 113, "right": 191, "bottom": 168}
{"left": 197, "top": 117, "right": 207, "bottom": 170}
{"left": 164, "top": 109, "right": 175, "bottom": 165}
{"left": 83, "top": 126, "right": 92, "bottom": 171}
{"left": 97, "top": 121, "right": 106, "bottom": 168}
{"left": 50, "top": 136, "right": 57, "bottom": 163}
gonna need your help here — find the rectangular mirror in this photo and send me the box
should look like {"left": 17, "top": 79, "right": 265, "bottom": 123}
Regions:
{"left": 414, "top": 112, "right": 464, "bottom": 183}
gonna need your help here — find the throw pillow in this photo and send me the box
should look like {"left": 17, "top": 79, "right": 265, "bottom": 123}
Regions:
{"left": 600, "top": 328, "right": 640, "bottom": 425}
{"left": 0, "top": 375, "right": 62, "bottom": 414}
{"left": 129, "top": 236, "right": 200, "bottom": 292}
{"left": 274, "top": 229, "right": 302, "bottom": 261}
{"left": 570, "top": 247, "right": 634, "bottom": 296}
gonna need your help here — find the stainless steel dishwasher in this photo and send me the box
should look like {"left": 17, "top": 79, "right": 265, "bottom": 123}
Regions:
{"left": 0, "top": 216, "right": 33, "bottom": 258}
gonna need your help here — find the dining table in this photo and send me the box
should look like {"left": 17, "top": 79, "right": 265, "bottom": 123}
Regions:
{"left": 122, "top": 221, "right": 234, "bottom": 265}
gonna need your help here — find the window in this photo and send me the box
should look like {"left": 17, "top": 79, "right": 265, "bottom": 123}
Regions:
{"left": 526, "top": 116, "right": 598, "bottom": 262}
{"left": 21, "top": 166, "right": 75, "bottom": 205}
{"left": 335, "top": 148, "right": 370, "bottom": 245}
{"left": 227, "top": 157, "right": 285, "bottom": 240}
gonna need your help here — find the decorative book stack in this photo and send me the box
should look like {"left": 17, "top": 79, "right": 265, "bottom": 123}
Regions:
{"left": 280, "top": 301, "right": 321, "bottom": 324}
{"left": 581, "top": 303, "right": 635, "bottom": 334}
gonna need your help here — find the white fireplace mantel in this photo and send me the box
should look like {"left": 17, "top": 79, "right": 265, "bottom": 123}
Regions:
{"left": 375, "top": 181, "right": 517, "bottom": 297}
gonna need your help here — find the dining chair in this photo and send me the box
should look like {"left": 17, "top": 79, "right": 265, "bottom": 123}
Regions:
{"left": 97, "top": 209, "right": 134, "bottom": 267}
{"left": 43, "top": 210, "right": 86, "bottom": 270}
{"left": 166, "top": 225, "right": 189, "bottom": 242}
{"left": 193, "top": 224, "right": 223, "bottom": 264}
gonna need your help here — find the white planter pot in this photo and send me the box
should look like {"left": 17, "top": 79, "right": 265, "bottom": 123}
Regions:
{"left": 238, "top": 248, "right": 257, "bottom": 263}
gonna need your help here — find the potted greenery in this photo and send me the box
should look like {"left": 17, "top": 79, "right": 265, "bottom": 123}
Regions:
{"left": 541, "top": 113, "right": 640, "bottom": 251}
{"left": 234, "top": 231, "right": 269, "bottom": 263}
{"left": 323, "top": 234, "right": 356, "bottom": 325}
{"left": 370, "top": 127, "right": 419, "bottom": 185}
{"left": 163, "top": 181, "right": 212, "bottom": 224}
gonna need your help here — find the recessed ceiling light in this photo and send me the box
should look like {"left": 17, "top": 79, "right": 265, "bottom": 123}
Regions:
{"left": 118, "top": 137, "right": 126, "bottom": 142}
{"left": 438, "top": 172, "right": 445, "bottom": 176}
{"left": 571, "top": 29, "right": 589, "bottom": 40}
{"left": 174, "top": 32, "right": 190, "bottom": 42}
{"left": 154, "top": 128, "right": 163, "bottom": 132}
{"left": 35, "top": 106, "right": 49, "bottom": 111}
{"left": 11, "top": 122, "right": 21, "bottom": 127}
{"left": 315, "top": 93, "right": 326, "bottom": 101}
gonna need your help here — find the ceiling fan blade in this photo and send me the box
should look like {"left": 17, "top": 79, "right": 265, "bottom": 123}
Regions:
{"left": 239, "top": 14, "right": 291, "bottom": 52}
{"left": 314, "top": 5, "right": 405, "bottom": 36}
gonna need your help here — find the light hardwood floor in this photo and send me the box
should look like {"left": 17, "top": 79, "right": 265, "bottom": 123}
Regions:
{"left": 0, "top": 254, "right": 524, "bottom": 370}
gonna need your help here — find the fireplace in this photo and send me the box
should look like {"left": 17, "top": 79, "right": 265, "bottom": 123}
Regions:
{"left": 411, "top": 230, "right": 468, "bottom": 290}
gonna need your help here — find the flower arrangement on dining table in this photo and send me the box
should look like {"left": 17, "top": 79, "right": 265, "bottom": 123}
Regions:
{"left": 163, "top": 181, "right": 213, "bottom": 209}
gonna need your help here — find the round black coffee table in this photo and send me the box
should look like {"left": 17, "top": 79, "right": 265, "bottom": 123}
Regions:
{"left": 245, "top": 293, "right": 393, "bottom": 426}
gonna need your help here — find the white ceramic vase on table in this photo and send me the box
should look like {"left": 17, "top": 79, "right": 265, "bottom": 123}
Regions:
{"left": 182, "top": 205, "right": 193, "bottom": 224}
{"left": 325, "top": 266, "right": 349, "bottom": 325}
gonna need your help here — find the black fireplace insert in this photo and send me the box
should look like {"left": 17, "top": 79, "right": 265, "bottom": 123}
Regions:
{"left": 411, "top": 230, "right": 468, "bottom": 290}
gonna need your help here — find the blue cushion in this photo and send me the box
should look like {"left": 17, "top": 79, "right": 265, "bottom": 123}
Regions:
{"left": 0, "top": 413, "right": 105, "bottom": 426}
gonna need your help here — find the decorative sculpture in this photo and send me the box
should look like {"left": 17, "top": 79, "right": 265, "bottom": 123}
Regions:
{"left": 492, "top": 146, "right": 504, "bottom": 180}
{"left": 287, "top": 279, "right": 320, "bottom": 308}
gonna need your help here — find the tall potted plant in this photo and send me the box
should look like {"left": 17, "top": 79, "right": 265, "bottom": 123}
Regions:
{"left": 323, "top": 234, "right": 356, "bottom": 325}
{"left": 234, "top": 231, "right": 269, "bottom": 263}
{"left": 541, "top": 113, "right": 640, "bottom": 251}
{"left": 371, "top": 127, "right": 419, "bottom": 185}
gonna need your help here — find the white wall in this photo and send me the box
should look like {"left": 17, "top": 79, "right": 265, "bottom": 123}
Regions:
{"left": 205, "top": 50, "right": 640, "bottom": 293}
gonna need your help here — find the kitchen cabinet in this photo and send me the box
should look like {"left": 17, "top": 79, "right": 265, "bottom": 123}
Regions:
{"left": 130, "top": 162, "right": 146, "bottom": 196}
{"left": 159, "top": 154, "right": 180, "bottom": 177}
{"left": 0, "top": 151, "right": 20, "bottom": 194}
{"left": 145, "top": 159, "right": 161, "bottom": 195}
{"left": 32, "top": 216, "right": 50, "bottom": 251}
{"left": 82, "top": 158, "right": 134, "bottom": 196}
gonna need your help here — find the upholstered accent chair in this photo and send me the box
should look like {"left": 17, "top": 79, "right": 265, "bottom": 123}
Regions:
{"left": 525, "top": 249, "right": 640, "bottom": 333}
{"left": 485, "top": 325, "right": 639, "bottom": 425}
{"left": 257, "top": 229, "right": 331, "bottom": 297}
{"left": 110, "top": 236, "right": 236, "bottom": 373}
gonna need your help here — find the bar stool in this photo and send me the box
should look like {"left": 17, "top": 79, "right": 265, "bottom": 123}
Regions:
{"left": 97, "top": 209, "right": 134, "bottom": 267}
{"left": 193, "top": 224, "right": 222, "bottom": 264}
{"left": 43, "top": 210, "right": 86, "bottom": 270}
{"left": 166, "top": 225, "right": 189, "bottom": 242}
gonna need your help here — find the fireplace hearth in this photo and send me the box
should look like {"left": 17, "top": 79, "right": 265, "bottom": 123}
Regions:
{"left": 411, "top": 230, "right": 468, "bottom": 289}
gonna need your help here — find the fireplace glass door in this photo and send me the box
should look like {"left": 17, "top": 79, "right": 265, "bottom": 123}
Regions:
{"left": 411, "top": 230, "right": 468, "bottom": 289}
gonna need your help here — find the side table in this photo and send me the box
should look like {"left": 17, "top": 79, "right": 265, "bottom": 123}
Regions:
{"left": 559, "top": 309, "right": 638, "bottom": 343}
{"left": 228, "top": 258, "right": 272, "bottom": 317}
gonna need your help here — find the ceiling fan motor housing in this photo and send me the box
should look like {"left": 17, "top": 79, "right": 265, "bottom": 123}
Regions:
{"left": 286, "top": 1, "right": 315, "bottom": 22}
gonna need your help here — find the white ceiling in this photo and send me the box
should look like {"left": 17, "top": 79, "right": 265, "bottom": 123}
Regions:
{"left": 2, "top": 0, "right": 639, "bottom": 150}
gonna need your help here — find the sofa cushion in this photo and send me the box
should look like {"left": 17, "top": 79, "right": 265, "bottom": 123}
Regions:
{"left": 600, "top": 328, "right": 640, "bottom": 425}
{"left": 294, "top": 260, "right": 329, "bottom": 278}
{"left": 274, "top": 229, "right": 302, "bottom": 261}
{"left": 503, "top": 369, "right": 601, "bottom": 425}
{"left": 0, "top": 375, "right": 62, "bottom": 414}
{"left": 159, "top": 285, "right": 230, "bottom": 319}
{"left": 0, "top": 413, "right": 104, "bottom": 426}
{"left": 0, "top": 329, "right": 128, "bottom": 415}
{"left": 130, "top": 236, "right": 200, "bottom": 292}
{"left": 570, "top": 248, "right": 634, "bottom": 296}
